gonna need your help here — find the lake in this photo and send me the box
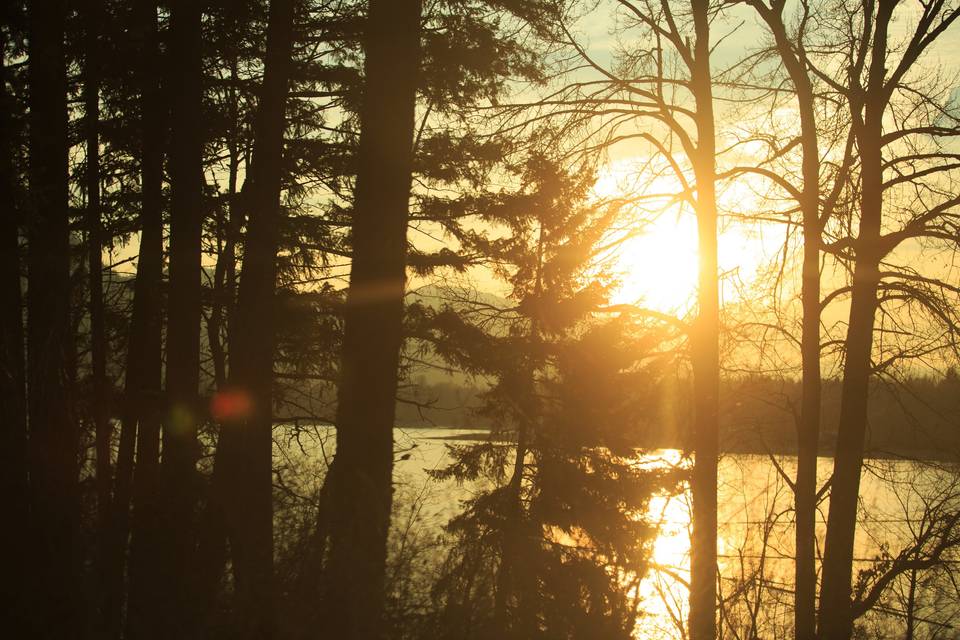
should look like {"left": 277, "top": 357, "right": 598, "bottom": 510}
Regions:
{"left": 289, "top": 426, "right": 960, "bottom": 638}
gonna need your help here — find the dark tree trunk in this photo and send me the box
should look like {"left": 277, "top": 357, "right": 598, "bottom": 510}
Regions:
{"left": 494, "top": 407, "right": 539, "bottom": 639}
{"left": 905, "top": 566, "right": 918, "bottom": 640}
{"left": 494, "top": 416, "right": 528, "bottom": 635}
{"left": 207, "top": 51, "right": 242, "bottom": 391}
{"left": 209, "top": 253, "right": 227, "bottom": 388}
{"left": 0, "top": 29, "right": 29, "bottom": 635}
{"left": 119, "top": 1, "right": 166, "bottom": 638}
{"left": 26, "top": 0, "right": 81, "bottom": 635}
{"left": 494, "top": 229, "right": 543, "bottom": 639}
{"left": 209, "top": 0, "right": 295, "bottom": 636}
{"left": 291, "top": 458, "right": 337, "bottom": 634}
{"left": 755, "top": 6, "right": 823, "bottom": 637}
{"left": 84, "top": 2, "right": 113, "bottom": 626}
{"left": 158, "top": 0, "right": 204, "bottom": 635}
{"left": 324, "top": 0, "right": 422, "bottom": 637}
{"left": 194, "top": 60, "right": 243, "bottom": 624}
{"left": 794, "top": 95, "right": 822, "bottom": 640}
{"left": 688, "top": 1, "right": 719, "bottom": 638}
{"left": 818, "top": 4, "right": 892, "bottom": 638}
{"left": 817, "top": 259, "right": 880, "bottom": 640}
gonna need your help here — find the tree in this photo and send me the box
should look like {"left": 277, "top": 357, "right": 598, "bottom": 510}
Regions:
{"left": 0, "top": 12, "right": 28, "bottom": 634}
{"left": 207, "top": 0, "right": 296, "bottom": 636}
{"left": 818, "top": 1, "right": 960, "bottom": 637}
{"left": 26, "top": 0, "right": 80, "bottom": 635}
{"left": 120, "top": 1, "right": 167, "bottom": 637}
{"left": 421, "top": 154, "right": 671, "bottom": 640}
{"left": 82, "top": 0, "right": 114, "bottom": 625}
{"left": 158, "top": 0, "right": 204, "bottom": 634}
{"left": 744, "top": 6, "right": 821, "bottom": 635}
{"left": 735, "top": 2, "right": 843, "bottom": 634}
{"left": 553, "top": 2, "right": 725, "bottom": 635}
{"left": 685, "top": 6, "right": 721, "bottom": 637}
{"left": 324, "top": 0, "right": 423, "bottom": 637}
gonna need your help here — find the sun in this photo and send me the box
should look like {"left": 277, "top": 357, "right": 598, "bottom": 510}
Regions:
{"left": 592, "top": 157, "right": 700, "bottom": 312}
{"left": 612, "top": 216, "right": 700, "bottom": 312}
{"left": 593, "top": 156, "right": 772, "bottom": 314}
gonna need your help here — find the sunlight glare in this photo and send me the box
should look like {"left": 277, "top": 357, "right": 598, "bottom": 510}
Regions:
{"left": 593, "top": 157, "right": 770, "bottom": 313}
{"left": 613, "top": 217, "right": 700, "bottom": 312}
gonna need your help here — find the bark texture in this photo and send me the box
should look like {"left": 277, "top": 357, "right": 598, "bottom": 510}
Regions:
{"left": 324, "top": 1, "right": 422, "bottom": 637}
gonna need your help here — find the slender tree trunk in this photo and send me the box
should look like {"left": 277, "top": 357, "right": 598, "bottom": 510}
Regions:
{"left": 210, "top": 0, "right": 295, "bottom": 637}
{"left": 26, "top": 0, "right": 81, "bottom": 635}
{"left": 159, "top": 0, "right": 204, "bottom": 635}
{"left": 120, "top": 2, "right": 166, "bottom": 638}
{"left": 292, "top": 457, "right": 336, "bottom": 632}
{"left": 688, "top": 1, "right": 719, "bottom": 638}
{"left": 817, "top": 257, "right": 880, "bottom": 639}
{"left": 494, "top": 411, "right": 540, "bottom": 640}
{"left": 494, "top": 417, "right": 529, "bottom": 636}
{"left": 817, "top": 254, "right": 880, "bottom": 640}
{"left": 324, "top": 1, "right": 422, "bottom": 637}
{"left": 758, "top": 8, "right": 823, "bottom": 636}
{"left": 209, "top": 248, "right": 228, "bottom": 388}
{"left": 904, "top": 566, "right": 917, "bottom": 640}
{"left": 194, "top": 61, "right": 242, "bottom": 626}
{"left": 818, "top": 5, "right": 892, "bottom": 637}
{"left": 0, "top": 30, "right": 29, "bottom": 635}
{"left": 84, "top": 3, "right": 114, "bottom": 628}
{"left": 225, "top": 165, "right": 240, "bottom": 360}
{"left": 795, "top": 114, "right": 822, "bottom": 640}
{"left": 494, "top": 224, "right": 544, "bottom": 639}
{"left": 208, "top": 54, "right": 242, "bottom": 390}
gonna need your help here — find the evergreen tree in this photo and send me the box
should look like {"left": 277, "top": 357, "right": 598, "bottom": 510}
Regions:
{"left": 422, "top": 154, "right": 673, "bottom": 640}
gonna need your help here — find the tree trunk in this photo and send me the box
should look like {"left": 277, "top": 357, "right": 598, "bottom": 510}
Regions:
{"left": 84, "top": 2, "right": 114, "bottom": 628}
{"left": 158, "top": 0, "right": 204, "bottom": 635}
{"left": 688, "top": 1, "right": 719, "bottom": 638}
{"left": 817, "top": 257, "right": 880, "bottom": 640}
{"left": 26, "top": 0, "right": 81, "bottom": 635}
{"left": 794, "top": 108, "right": 822, "bottom": 640}
{"left": 494, "top": 417, "right": 529, "bottom": 636}
{"left": 324, "top": 1, "right": 422, "bottom": 637}
{"left": 209, "top": 250, "right": 228, "bottom": 388}
{"left": 211, "top": 0, "right": 295, "bottom": 636}
{"left": 905, "top": 566, "right": 917, "bottom": 640}
{"left": 120, "top": 1, "right": 166, "bottom": 638}
{"left": 291, "top": 458, "right": 337, "bottom": 634}
{"left": 494, "top": 224, "right": 544, "bottom": 639}
{"left": 208, "top": 51, "right": 242, "bottom": 391}
{"left": 759, "top": 8, "right": 823, "bottom": 637}
{"left": 193, "top": 57, "right": 244, "bottom": 629}
{"left": 0, "top": 28, "right": 29, "bottom": 635}
{"left": 818, "top": 4, "right": 892, "bottom": 637}
{"left": 817, "top": 261, "right": 880, "bottom": 640}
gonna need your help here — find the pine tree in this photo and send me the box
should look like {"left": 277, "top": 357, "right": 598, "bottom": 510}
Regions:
{"left": 423, "top": 154, "right": 672, "bottom": 640}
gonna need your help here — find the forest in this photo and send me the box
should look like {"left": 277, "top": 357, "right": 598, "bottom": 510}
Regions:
{"left": 2, "top": 0, "right": 960, "bottom": 639}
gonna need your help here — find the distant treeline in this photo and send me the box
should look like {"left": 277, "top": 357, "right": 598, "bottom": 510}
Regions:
{"left": 387, "top": 374, "right": 960, "bottom": 459}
